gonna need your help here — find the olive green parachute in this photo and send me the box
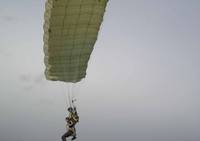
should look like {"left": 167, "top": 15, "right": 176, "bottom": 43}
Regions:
{"left": 43, "top": 0, "right": 108, "bottom": 82}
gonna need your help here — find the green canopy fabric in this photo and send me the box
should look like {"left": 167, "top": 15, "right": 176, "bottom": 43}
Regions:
{"left": 43, "top": 0, "right": 108, "bottom": 82}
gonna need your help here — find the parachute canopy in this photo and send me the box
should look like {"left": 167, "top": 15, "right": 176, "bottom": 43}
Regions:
{"left": 43, "top": 0, "right": 108, "bottom": 83}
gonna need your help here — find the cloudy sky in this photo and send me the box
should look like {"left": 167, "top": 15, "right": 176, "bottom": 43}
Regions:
{"left": 0, "top": 0, "right": 200, "bottom": 141}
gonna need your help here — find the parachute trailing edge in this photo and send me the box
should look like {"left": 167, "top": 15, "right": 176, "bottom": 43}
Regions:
{"left": 43, "top": 0, "right": 109, "bottom": 83}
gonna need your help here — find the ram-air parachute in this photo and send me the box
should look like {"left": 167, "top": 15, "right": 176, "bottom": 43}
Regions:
{"left": 43, "top": 0, "right": 108, "bottom": 83}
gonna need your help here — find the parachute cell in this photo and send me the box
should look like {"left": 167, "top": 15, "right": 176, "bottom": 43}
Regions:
{"left": 43, "top": 0, "right": 109, "bottom": 82}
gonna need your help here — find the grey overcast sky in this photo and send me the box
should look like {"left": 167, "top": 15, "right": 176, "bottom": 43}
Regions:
{"left": 0, "top": 0, "right": 200, "bottom": 141}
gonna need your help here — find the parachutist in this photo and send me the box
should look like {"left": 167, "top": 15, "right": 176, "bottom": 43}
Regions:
{"left": 62, "top": 107, "right": 79, "bottom": 141}
{"left": 61, "top": 117, "right": 76, "bottom": 141}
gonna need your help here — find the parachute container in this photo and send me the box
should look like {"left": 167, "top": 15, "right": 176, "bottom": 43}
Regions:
{"left": 43, "top": 0, "right": 108, "bottom": 83}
